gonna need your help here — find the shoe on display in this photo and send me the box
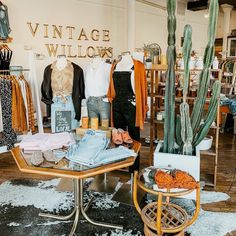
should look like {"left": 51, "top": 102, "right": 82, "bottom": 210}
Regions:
{"left": 117, "top": 128, "right": 133, "bottom": 144}
{"left": 112, "top": 128, "right": 123, "bottom": 145}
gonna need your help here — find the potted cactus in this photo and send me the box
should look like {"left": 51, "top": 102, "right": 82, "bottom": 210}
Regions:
{"left": 154, "top": 0, "right": 220, "bottom": 192}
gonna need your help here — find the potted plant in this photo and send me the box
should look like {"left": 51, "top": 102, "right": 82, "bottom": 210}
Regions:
{"left": 154, "top": 0, "right": 220, "bottom": 194}
{"left": 145, "top": 57, "right": 153, "bottom": 69}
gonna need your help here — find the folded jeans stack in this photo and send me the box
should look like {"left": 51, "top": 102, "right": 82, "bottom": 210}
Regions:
{"left": 66, "top": 130, "right": 108, "bottom": 166}
{"left": 66, "top": 130, "right": 137, "bottom": 167}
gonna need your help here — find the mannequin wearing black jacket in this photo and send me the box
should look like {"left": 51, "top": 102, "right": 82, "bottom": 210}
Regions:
{"left": 41, "top": 61, "right": 85, "bottom": 123}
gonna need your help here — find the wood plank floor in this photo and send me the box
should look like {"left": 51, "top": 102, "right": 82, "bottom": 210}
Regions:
{"left": 0, "top": 127, "right": 235, "bottom": 213}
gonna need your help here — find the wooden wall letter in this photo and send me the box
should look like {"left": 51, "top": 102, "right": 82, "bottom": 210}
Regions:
{"left": 27, "top": 22, "right": 39, "bottom": 37}
{"left": 91, "top": 29, "right": 100, "bottom": 41}
{"left": 103, "top": 30, "right": 110, "bottom": 42}
{"left": 45, "top": 44, "right": 59, "bottom": 57}
{"left": 78, "top": 28, "right": 89, "bottom": 41}
{"left": 66, "top": 26, "right": 75, "bottom": 39}
{"left": 52, "top": 25, "right": 63, "bottom": 39}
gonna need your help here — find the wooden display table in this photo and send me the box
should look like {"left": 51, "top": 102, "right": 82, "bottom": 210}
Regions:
{"left": 133, "top": 168, "right": 200, "bottom": 236}
{"left": 11, "top": 141, "right": 141, "bottom": 236}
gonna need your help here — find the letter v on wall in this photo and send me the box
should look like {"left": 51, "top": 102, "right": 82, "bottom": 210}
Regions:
{"left": 27, "top": 22, "right": 39, "bottom": 37}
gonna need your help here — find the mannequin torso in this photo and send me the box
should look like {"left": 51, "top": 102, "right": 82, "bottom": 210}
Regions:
{"left": 84, "top": 57, "right": 111, "bottom": 98}
{"left": 114, "top": 54, "right": 135, "bottom": 95}
{"left": 55, "top": 57, "right": 68, "bottom": 71}
{"left": 115, "top": 54, "right": 134, "bottom": 71}
{"left": 91, "top": 57, "right": 103, "bottom": 70}
{"left": 51, "top": 58, "right": 74, "bottom": 98}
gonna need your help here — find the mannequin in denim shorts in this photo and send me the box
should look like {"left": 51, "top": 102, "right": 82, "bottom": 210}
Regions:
{"left": 41, "top": 56, "right": 85, "bottom": 132}
{"left": 84, "top": 57, "right": 111, "bottom": 122}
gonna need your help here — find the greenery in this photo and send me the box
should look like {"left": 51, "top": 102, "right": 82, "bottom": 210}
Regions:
{"left": 163, "top": 0, "right": 220, "bottom": 155}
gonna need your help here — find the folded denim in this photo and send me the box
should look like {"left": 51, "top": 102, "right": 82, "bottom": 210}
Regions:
{"left": 66, "top": 130, "right": 108, "bottom": 165}
{"left": 94, "top": 146, "right": 137, "bottom": 165}
{"left": 51, "top": 95, "right": 80, "bottom": 132}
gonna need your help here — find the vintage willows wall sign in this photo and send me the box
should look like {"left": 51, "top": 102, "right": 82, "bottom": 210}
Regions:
{"left": 27, "top": 22, "right": 113, "bottom": 58}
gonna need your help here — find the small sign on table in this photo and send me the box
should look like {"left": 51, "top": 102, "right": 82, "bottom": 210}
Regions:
{"left": 53, "top": 110, "right": 72, "bottom": 133}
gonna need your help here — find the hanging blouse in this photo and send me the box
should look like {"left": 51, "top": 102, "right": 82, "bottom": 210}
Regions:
{"left": 84, "top": 61, "right": 111, "bottom": 98}
{"left": 23, "top": 76, "right": 35, "bottom": 132}
{"left": 0, "top": 78, "right": 17, "bottom": 149}
{"left": 11, "top": 76, "right": 27, "bottom": 132}
{"left": 51, "top": 60, "right": 74, "bottom": 98}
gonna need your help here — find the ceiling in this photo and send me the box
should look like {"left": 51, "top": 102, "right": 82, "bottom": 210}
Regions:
{"left": 219, "top": 0, "right": 236, "bottom": 8}
{"left": 138, "top": 0, "right": 236, "bottom": 11}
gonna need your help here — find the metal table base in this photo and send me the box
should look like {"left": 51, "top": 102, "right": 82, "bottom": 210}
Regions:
{"left": 39, "top": 179, "right": 123, "bottom": 236}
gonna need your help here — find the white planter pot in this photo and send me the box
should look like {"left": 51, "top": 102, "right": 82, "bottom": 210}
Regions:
{"left": 196, "top": 136, "right": 213, "bottom": 153}
{"left": 154, "top": 141, "right": 200, "bottom": 199}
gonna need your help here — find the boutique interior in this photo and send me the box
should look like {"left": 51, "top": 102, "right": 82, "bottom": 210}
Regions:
{"left": 0, "top": 0, "right": 236, "bottom": 235}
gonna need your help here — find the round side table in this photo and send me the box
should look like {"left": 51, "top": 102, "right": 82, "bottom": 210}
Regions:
{"left": 133, "top": 168, "right": 201, "bottom": 236}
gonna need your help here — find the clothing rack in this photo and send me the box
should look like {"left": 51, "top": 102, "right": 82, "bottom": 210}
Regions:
{"left": 0, "top": 68, "right": 33, "bottom": 153}
{"left": 0, "top": 69, "right": 30, "bottom": 72}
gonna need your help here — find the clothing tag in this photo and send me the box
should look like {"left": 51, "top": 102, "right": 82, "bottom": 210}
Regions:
{"left": 102, "top": 98, "right": 109, "bottom": 102}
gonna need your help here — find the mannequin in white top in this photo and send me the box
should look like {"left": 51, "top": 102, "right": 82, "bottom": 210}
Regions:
{"left": 85, "top": 55, "right": 111, "bottom": 122}
{"left": 91, "top": 56, "right": 103, "bottom": 69}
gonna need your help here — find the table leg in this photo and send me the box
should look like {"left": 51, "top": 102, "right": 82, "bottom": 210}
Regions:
{"left": 69, "top": 179, "right": 80, "bottom": 236}
{"left": 79, "top": 179, "right": 123, "bottom": 230}
{"left": 39, "top": 178, "right": 123, "bottom": 235}
{"left": 38, "top": 179, "right": 78, "bottom": 220}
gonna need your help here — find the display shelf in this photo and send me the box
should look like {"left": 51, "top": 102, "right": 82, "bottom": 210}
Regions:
{"left": 200, "top": 148, "right": 217, "bottom": 156}
{"left": 153, "top": 120, "right": 164, "bottom": 124}
{"left": 201, "top": 173, "right": 215, "bottom": 187}
{"left": 154, "top": 94, "right": 212, "bottom": 102}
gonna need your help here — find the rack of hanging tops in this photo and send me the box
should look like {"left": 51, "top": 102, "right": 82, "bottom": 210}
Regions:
{"left": 0, "top": 44, "right": 35, "bottom": 150}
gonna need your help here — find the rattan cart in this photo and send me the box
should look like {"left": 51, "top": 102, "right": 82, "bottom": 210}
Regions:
{"left": 133, "top": 169, "right": 201, "bottom": 236}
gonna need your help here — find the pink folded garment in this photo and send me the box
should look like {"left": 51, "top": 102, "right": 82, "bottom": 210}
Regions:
{"left": 19, "top": 132, "right": 75, "bottom": 151}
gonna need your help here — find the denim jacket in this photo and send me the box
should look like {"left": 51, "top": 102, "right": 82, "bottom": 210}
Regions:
{"left": 0, "top": 3, "right": 11, "bottom": 39}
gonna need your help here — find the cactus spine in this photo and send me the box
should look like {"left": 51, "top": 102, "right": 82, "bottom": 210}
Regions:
{"left": 163, "top": 0, "right": 176, "bottom": 153}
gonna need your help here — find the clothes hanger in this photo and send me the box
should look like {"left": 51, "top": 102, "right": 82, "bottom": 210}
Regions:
{"left": 57, "top": 54, "right": 66, "bottom": 59}
{"left": 121, "top": 51, "right": 131, "bottom": 56}
{"left": 93, "top": 54, "right": 101, "bottom": 58}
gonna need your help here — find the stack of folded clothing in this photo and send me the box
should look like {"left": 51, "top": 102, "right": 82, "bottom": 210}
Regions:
{"left": 154, "top": 169, "right": 197, "bottom": 189}
{"left": 18, "top": 132, "right": 75, "bottom": 152}
{"left": 66, "top": 130, "right": 137, "bottom": 167}
{"left": 66, "top": 130, "right": 108, "bottom": 166}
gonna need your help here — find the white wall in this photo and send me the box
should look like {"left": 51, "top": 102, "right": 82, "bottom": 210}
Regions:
{"left": 136, "top": 1, "right": 209, "bottom": 56}
{"left": 217, "top": 9, "right": 236, "bottom": 38}
{"left": 5, "top": 0, "right": 127, "bottom": 68}
{"left": 4, "top": 0, "right": 212, "bottom": 115}
{"left": 5, "top": 0, "right": 212, "bottom": 69}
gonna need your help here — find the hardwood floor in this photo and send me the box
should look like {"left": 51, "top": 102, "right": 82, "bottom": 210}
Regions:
{"left": 0, "top": 127, "right": 235, "bottom": 213}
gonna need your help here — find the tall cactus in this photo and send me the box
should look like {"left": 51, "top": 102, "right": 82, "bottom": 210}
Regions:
{"left": 163, "top": 0, "right": 219, "bottom": 155}
{"left": 191, "top": 0, "right": 219, "bottom": 135}
{"left": 180, "top": 25, "right": 193, "bottom": 155}
{"left": 163, "top": 0, "right": 176, "bottom": 153}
